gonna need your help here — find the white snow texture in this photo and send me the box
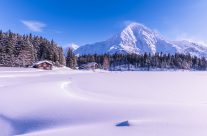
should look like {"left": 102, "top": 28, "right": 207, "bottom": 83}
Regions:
{"left": 1, "top": 68, "right": 207, "bottom": 136}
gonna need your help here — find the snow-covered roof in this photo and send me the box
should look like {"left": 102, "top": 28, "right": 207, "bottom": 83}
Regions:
{"left": 87, "top": 62, "right": 98, "bottom": 66}
{"left": 79, "top": 62, "right": 98, "bottom": 69}
{"left": 33, "top": 60, "right": 53, "bottom": 66}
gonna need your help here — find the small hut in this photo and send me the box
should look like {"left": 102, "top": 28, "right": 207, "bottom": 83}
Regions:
{"left": 79, "top": 62, "right": 98, "bottom": 70}
{"left": 33, "top": 60, "right": 53, "bottom": 70}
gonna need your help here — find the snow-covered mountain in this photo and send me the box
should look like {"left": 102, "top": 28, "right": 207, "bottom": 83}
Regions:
{"left": 172, "top": 40, "right": 207, "bottom": 58}
{"left": 74, "top": 22, "right": 207, "bottom": 58}
{"left": 63, "top": 43, "right": 79, "bottom": 56}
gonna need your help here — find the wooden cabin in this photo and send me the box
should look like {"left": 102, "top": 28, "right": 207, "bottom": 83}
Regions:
{"left": 33, "top": 60, "right": 53, "bottom": 70}
{"left": 79, "top": 62, "right": 98, "bottom": 70}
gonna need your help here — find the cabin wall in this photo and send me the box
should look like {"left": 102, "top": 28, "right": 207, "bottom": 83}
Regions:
{"left": 34, "top": 62, "right": 52, "bottom": 70}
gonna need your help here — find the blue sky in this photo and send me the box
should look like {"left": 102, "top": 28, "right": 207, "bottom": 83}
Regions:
{"left": 0, "top": 0, "right": 207, "bottom": 46}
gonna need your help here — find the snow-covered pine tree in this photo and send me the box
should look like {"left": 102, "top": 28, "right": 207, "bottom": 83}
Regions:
{"left": 66, "top": 48, "right": 76, "bottom": 69}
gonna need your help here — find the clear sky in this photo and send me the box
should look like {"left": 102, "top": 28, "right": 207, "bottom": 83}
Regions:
{"left": 0, "top": 0, "right": 207, "bottom": 46}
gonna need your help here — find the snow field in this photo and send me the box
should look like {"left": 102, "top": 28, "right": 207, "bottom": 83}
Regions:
{"left": 1, "top": 68, "right": 207, "bottom": 136}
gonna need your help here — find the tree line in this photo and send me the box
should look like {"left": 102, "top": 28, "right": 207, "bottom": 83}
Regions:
{"left": 72, "top": 52, "right": 207, "bottom": 71}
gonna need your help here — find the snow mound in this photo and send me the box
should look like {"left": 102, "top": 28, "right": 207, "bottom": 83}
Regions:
{"left": 0, "top": 115, "right": 13, "bottom": 136}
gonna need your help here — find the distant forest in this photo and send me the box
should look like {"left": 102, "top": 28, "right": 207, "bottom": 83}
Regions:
{"left": 76, "top": 53, "right": 207, "bottom": 71}
{"left": 0, "top": 30, "right": 65, "bottom": 67}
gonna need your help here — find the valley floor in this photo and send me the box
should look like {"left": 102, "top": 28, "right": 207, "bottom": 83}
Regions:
{"left": 1, "top": 68, "right": 207, "bottom": 136}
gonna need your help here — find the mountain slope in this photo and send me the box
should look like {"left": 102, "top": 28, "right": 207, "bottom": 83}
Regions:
{"left": 74, "top": 22, "right": 207, "bottom": 58}
{"left": 172, "top": 40, "right": 207, "bottom": 58}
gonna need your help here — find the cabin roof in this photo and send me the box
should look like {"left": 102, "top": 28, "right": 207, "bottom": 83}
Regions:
{"left": 86, "top": 62, "right": 98, "bottom": 66}
{"left": 79, "top": 62, "right": 98, "bottom": 69}
{"left": 33, "top": 60, "right": 53, "bottom": 66}
{"left": 80, "top": 62, "right": 97, "bottom": 67}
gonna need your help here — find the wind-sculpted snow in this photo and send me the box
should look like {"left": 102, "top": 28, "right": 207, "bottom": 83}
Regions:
{"left": 74, "top": 22, "right": 207, "bottom": 58}
{"left": 1, "top": 68, "right": 207, "bottom": 136}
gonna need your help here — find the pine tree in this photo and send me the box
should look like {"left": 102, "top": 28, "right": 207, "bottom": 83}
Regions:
{"left": 103, "top": 55, "right": 110, "bottom": 70}
{"left": 66, "top": 48, "right": 76, "bottom": 69}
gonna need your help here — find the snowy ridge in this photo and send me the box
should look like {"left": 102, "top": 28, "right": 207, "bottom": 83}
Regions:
{"left": 74, "top": 22, "right": 207, "bottom": 58}
{"left": 172, "top": 40, "right": 207, "bottom": 57}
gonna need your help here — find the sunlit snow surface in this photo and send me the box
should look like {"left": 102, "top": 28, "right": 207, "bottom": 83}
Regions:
{"left": 1, "top": 68, "right": 207, "bottom": 136}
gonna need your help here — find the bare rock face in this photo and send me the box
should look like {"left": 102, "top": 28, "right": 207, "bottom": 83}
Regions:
{"left": 116, "top": 120, "right": 130, "bottom": 127}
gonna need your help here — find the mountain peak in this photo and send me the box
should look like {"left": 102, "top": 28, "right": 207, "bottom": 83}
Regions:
{"left": 74, "top": 22, "right": 207, "bottom": 58}
{"left": 69, "top": 43, "right": 79, "bottom": 50}
{"left": 126, "top": 22, "right": 148, "bottom": 29}
{"left": 63, "top": 43, "right": 79, "bottom": 56}
{"left": 123, "top": 22, "right": 151, "bottom": 34}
